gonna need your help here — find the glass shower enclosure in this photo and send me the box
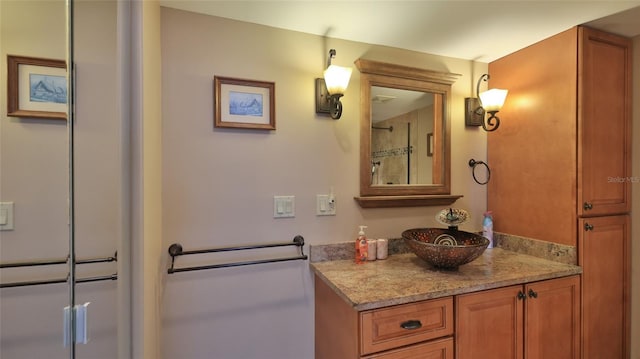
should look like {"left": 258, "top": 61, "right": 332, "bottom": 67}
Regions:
{"left": 0, "top": 1, "right": 124, "bottom": 358}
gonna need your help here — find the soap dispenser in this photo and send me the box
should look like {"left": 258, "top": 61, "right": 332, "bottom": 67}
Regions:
{"left": 355, "top": 226, "right": 368, "bottom": 264}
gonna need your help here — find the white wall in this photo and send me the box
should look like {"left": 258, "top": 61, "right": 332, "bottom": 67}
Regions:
{"left": 160, "top": 8, "right": 488, "bottom": 358}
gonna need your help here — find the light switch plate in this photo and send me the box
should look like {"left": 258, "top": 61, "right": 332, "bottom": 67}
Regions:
{"left": 0, "top": 202, "right": 14, "bottom": 231}
{"left": 316, "top": 194, "right": 336, "bottom": 216}
{"left": 273, "top": 196, "right": 295, "bottom": 218}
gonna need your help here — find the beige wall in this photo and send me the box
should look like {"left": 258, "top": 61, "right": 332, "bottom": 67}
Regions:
{"left": 631, "top": 34, "right": 639, "bottom": 359}
{"left": 160, "top": 8, "right": 488, "bottom": 358}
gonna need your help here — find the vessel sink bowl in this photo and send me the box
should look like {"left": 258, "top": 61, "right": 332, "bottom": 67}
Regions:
{"left": 402, "top": 228, "right": 490, "bottom": 269}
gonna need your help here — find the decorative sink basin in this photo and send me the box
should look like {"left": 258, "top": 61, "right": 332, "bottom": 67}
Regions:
{"left": 402, "top": 228, "right": 490, "bottom": 269}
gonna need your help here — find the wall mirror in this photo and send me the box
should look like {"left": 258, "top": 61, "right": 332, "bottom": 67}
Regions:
{"left": 354, "top": 59, "right": 462, "bottom": 208}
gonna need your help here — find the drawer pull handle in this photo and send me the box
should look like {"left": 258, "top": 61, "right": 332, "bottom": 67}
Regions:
{"left": 583, "top": 202, "right": 593, "bottom": 210}
{"left": 528, "top": 288, "right": 538, "bottom": 298}
{"left": 400, "top": 320, "right": 422, "bottom": 330}
{"left": 584, "top": 223, "right": 594, "bottom": 231}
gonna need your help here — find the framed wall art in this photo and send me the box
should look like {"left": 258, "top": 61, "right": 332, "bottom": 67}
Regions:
{"left": 214, "top": 76, "right": 275, "bottom": 130}
{"left": 7, "top": 55, "right": 67, "bottom": 120}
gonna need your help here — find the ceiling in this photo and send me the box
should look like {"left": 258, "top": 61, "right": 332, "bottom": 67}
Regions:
{"left": 160, "top": 1, "right": 640, "bottom": 62}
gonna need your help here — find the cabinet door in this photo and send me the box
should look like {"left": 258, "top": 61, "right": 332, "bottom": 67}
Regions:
{"left": 455, "top": 285, "right": 523, "bottom": 359}
{"left": 579, "top": 215, "right": 630, "bottom": 358}
{"left": 487, "top": 27, "right": 578, "bottom": 247}
{"left": 525, "top": 276, "right": 580, "bottom": 359}
{"left": 577, "top": 27, "right": 632, "bottom": 217}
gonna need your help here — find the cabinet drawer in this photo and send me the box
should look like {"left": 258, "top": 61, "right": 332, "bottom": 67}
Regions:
{"left": 360, "top": 297, "right": 453, "bottom": 355}
{"left": 364, "top": 337, "right": 454, "bottom": 359}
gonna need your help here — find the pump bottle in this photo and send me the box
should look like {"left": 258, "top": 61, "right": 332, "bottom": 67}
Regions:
{"left": 355, "top": 226, "right": 368, "bottom": 264}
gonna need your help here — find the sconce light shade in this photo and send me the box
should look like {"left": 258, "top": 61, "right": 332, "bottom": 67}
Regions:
{"left": 323, "top": 65, "right": 352, "bottom": 95}
{"left": 465, "top": 74, "right": 508, "bottom": 132}
{"left": 479, "top": 88, "right": 508, "bottom": 112}
{"left": 315, "top": 49, "right": 352, "bottom": 119}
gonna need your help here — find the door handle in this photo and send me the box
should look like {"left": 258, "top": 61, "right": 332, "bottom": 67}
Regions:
{"left": 528, "top": 288, "right": 538, "bottom": 298}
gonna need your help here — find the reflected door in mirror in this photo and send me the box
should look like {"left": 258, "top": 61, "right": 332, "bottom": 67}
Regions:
{"left": 371, "top": 87, "right": 443, "bottom": 186}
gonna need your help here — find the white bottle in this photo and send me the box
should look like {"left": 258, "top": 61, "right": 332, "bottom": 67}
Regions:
{"left": 366, "top": 239, "right": 377, "bottom": 261}
{"left": 483, "top": 211, "right": 494, "bottom": 248}
{"left": 376, "top": 239, "right": 388, "bottom": 260}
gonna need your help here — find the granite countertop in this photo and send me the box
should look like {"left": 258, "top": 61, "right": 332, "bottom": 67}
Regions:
{"left": 310, "top": 248, "right": 581, "bottom": 311}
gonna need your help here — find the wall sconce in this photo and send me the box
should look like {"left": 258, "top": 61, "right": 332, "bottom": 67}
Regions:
{"left": 315, "top": 49, "right": 352, "bottom": 119}
{"left": 465, "top": 74, "right": 508, "bottom": 131}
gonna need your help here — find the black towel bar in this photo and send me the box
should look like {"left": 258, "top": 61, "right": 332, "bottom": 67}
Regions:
{"left": 0, "top": 273, "right": 118, "bottom": 289}
{"left": 167, "top": 235, "right": 307, "bottom": 274}
{"left": 0, "top": 252, "right": 118, "bottom": 288}
{"left": 0, "top": 252, "right": 117, "bottom": 269}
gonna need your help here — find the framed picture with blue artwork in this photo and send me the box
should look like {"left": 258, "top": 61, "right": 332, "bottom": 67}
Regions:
{"left": 7, "top": 55, "right": 67, "bottom": 120}
{"left": 214, "top": 76, "right": 275, "bottom": 130}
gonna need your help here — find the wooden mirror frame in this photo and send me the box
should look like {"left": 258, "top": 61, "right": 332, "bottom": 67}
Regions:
{"left": 354, "top": 59, "right": 463, "bottom": 208}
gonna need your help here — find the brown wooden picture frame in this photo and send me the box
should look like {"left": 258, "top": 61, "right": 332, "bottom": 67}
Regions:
{"left": 7, "top": 55, "right": 67, "bottom": 120}
{"left": 214, "top": 76, "right": 275, "bottom": 130}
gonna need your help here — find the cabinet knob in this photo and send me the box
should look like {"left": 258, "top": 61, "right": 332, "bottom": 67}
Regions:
{"left": 584, "top": 223, "right": 594, "bottom": 231}
{"left": 583, "top": 202, "right": 593, "bottom": 210}
{"left": 400, "top": 320, "right": 422, "bottom": 330}
{"left": 528, "top": 288, "right": 538, "bottom": 298}
{"left": 517, "top": 291, "right": 526, "bottom": 300}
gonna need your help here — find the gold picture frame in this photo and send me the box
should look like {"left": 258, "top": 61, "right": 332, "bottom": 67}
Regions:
{"left": 214, "top": 76, "right": 275, "bottom": 130}
{"left": 7, "top": 55, "right": 67, "bottom": 120}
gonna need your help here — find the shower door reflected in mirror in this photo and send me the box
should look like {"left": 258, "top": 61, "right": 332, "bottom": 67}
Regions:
{"left": 1, "top": 1, "right": 72, "bottom": 358}
{"left": 0, "top": 1, "right": 122, "bottom": 358}
{"left": 370, "top": 86, "right": 440, "bottom": 186}
{"left": 73, "top": 1, "right": 121, "bottom": 358}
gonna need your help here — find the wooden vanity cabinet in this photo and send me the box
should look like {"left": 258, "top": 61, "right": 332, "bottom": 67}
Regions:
{"left": 315, "top": 275, "right": 454, "bottom": 359}
{"left": 455, "top": 275, "right": 580, "bottom": 359}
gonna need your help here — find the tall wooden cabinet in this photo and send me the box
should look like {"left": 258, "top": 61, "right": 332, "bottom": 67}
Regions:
{"left": 487, "top": 26, "right": 632, "bottom": 358}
